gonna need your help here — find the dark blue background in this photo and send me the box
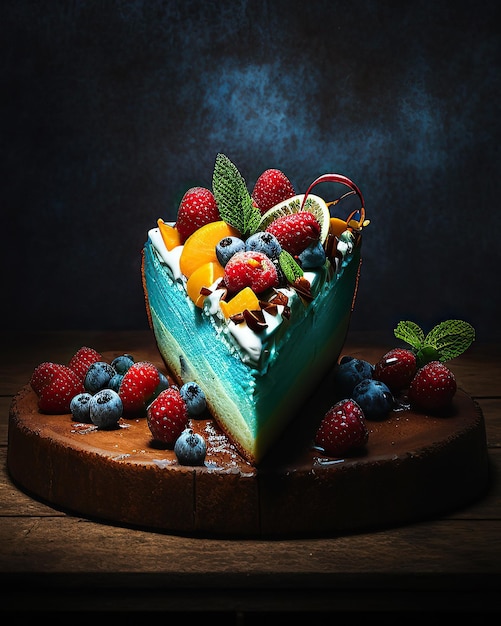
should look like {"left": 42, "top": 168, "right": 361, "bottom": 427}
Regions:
{"left": 2, "top": 0, "right": 500, "bottom": 341}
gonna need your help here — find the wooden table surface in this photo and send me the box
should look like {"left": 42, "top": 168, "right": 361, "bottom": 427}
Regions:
{"left": 1, "top": 330, "right": 500, "bottom": 617}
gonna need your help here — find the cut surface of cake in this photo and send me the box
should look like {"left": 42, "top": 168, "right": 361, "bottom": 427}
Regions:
{"left": 142, "top": 154, "right": 368, "bottom": 464}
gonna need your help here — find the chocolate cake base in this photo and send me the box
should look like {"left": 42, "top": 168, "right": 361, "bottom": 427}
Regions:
{"left": 7, "top": 354, "right": 489, "bottom": 537}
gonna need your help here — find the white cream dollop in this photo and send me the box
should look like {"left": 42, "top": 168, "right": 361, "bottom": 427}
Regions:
{"left": 148, "top": 227, "right": 184, "bottom": 282}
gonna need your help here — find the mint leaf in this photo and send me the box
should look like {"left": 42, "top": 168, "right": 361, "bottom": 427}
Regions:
{"left": 424, "top": 319, "right": 475, "bottom": 361}
{"left": 279, "top": 250, "right": 303, "bottom": 283}
{"left": 212, "top": 153, "right": 261, "bottom": 237}
{"left": 394, "top": 320, "right": 425, "bottom": 350}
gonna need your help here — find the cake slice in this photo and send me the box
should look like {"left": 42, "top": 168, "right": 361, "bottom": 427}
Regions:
{"left": 141, "top": 154, "right": 368, "bottom": 464}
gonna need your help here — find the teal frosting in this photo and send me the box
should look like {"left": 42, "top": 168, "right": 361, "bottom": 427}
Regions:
{"left": 142, "top": 238, "right": 361, "bottom": 462}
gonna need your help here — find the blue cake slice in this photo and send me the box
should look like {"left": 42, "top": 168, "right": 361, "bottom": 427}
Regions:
{"left": 141, "top": 155, "right": 367, "bottom": 464}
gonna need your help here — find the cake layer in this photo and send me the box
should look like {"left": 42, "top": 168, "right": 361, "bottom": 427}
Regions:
{"left": 7, "top": 363, "right": 490, "bottom": 537}
{"left": 142, "top": 237, "right": 362, "bottom": 464}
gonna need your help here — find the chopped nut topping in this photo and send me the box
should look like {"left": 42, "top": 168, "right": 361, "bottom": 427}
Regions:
{"left": 243, "top": 309, "right": 268, "bottom": 332}
{"left": 230, "top": 312, "right": 245, "bottom": 324}
{"left": 292, "top": 277, "right": 313, "bottom": 302}
{"left": 270, "top": 290, "right": 289, "bottom": 307}
{"left": 260, "top": 301, "right": 278, "bottom": 316}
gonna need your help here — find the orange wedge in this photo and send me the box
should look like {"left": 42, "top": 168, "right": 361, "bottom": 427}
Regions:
{"left": 158, "top": 219, "right": 183, "bottom": 250}
{"left": 179, "top": 220, "right": 240, "bottom": 278}
{"left": 219, "top": 287, "right": 260, "bottom": 319}
{"left": 186, "top": 261, "right": 225, "bottom": 308}
{"left": 329, "top": 217, "right": 348, "bottom": 238}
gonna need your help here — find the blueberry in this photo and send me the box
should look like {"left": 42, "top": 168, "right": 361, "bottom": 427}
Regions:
{"left": 108, "top": 373, "right": 124, "bottom": 393}
{"left": 332, "top": 357, "right": 374, "bottom": 398}
{"left": 180, "top": 381, "right": 206, "bottom": 417}
{"left": 352, "top": 379, "right": 394, "bottom": 420}
{"left": 111, "top": 354, "right": 135, "bottom": 374}
{"left": 298, "top": 241, "right": 326, "bottom": 268}
{"left": 245, "top": 231, "right": 282, "bottom": 260}
{"left": 89, "top": 388, "right": 123, "bottom": 429}
{"left": 216, "top": 236, "right": 245, "bottom": 266}
{"left": 84, "top": 361, "right": 116, "bottom": 393}
{"left": 174, "top": 428, "right": 207, "bottom": 466}
{"left": 70, "top": 392, "right": 93, "bottom": 423}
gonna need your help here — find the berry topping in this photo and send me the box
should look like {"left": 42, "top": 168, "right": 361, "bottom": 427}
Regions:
{"left": 223, "top": 250, "right": 279, "bottom": 294}
{"left": 332, "top": 356, "right": 374, "bottom": 399}
{"left": 265, "top": 211, "right": 321, "bottom": 256}
{"left": 89, "top": 389, "right": 123, "bottom": 430}
{"left": 174, "top": 428, "right": 207, "bottom": 466}
{"left": 111, "top": 354, "right": 135, "bottom": 375}
{"left": 297, "top": 240, "right": 326, "bottom": 269}
{"left": 30, "top": 361, "right": 66, "bottom": 395}
{"left": 252, "top": 168, "right": 296, "bottom": 214}
{"left": 84, "top": 361, "right": 116, "bottom": 394}
{"left": 108, "top": 373, "right": 124, "bottom": 393}
{"left": 175, "top": 187, "right": 220, "bottom": 242}
{"left": 352, "top": 379, "right": 394, "bottom": 420}
{"left": 68, "top": 346, "right": 104, "bottom": 380}
{"left": 148, "top": 370, "right": 171, "bottom": 404}
{"left": 119, "top": 361, "right": 161, "bottom": 416}
{"left": 180, "top": 381, "right": 207, "bottom": 417}
{"left": 30, "top": 362, "right": 85, "bottom": 414}
{"left": 257, "top": 194, "right": 331, "bottom": 245}
{"left": 408, "top": 361, "right": 457, "bottom": 411}
{"left": 70, "top": 392, "right": 93, "bottom": 423}
{"left": 215, "top": 236, "right": 246, "bottom": 267}
{"left": 315, "top": 399, "right": 368, "bottom": 457}
{"left": 373, "top": 348, "right": 417, "bottom": 392}
{"left": 245, "top": 231, "right": 282, "bottom": 260}
{"left": 147, "top": 387, "right": 189, "bottom": 446}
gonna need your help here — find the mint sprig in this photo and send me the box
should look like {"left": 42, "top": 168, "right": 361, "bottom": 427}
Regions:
{"left": 424, "top": 320, "right": 476, "bottom": 361}
{"left": 394, "top": 319, "right": 475, "bottom": 367}
{"left": 279, "top": 249, "right": 303, "bottom": 283}
{"left": 212, "top": 153, "right": 261, "bottom": 237}
{"left": 394, "top": 321, "right": 425, "bottom": 350}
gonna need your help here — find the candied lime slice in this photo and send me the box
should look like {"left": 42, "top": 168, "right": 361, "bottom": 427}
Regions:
{"left": 257, "top": 194, "right": 331, "bottom": 244}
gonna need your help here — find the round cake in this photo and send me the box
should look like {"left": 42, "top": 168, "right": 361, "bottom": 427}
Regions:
{"left": 7, "top": 350, "right": 489, "bottom": 537}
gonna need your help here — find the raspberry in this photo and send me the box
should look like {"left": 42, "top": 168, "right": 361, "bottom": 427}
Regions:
{"left": 373, "top": 348, "right": 417, "bottom": 392}
{"left": 408, "top": 361, "right": 457, "bottom": 411}
{"left": 315, "top": 399, "right": 369, "bottom": 457}
{"left": 252, "top": 168, "right": 295, "bottom": 214}
{"left": 176, "top": 187, "right": 220, "bottom": 242}
{"left": 147, "top": 387, "right": 189, "bottom": 446}
{"left": 68, "top": 346, "right": 104, "bottom": 380}
{"left": 223, "top": 250, "right": 279, "bottom": 294}
{"left": 119, "top": 361, "right": 161, "bottom": 416}
{"left": 265, "top": 212, "right": 321, "bottom": 256}
{"left": 30, "top": 362, "right": 85, "bottom": 414}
